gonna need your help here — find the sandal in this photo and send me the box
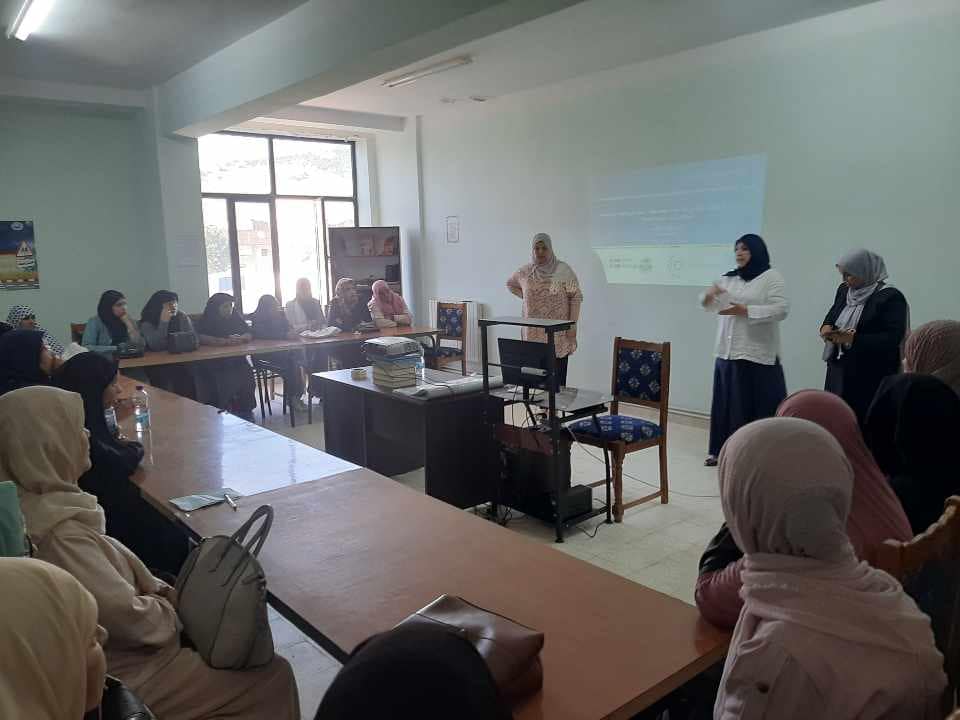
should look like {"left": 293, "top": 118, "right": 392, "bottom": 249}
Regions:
{"left": 704, "top": 455, "right": 718, "bottom": 467}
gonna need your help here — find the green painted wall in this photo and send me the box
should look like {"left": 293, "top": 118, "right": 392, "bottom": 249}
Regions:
{"left": 0, "top": 102, "right": 169, "bottom": 346}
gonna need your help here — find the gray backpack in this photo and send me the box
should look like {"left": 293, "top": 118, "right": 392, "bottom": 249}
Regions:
{"left": 175, "top": 505, "right": 275, "bottom": 669}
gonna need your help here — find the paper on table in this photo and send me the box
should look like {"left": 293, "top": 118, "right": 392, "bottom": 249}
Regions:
{"left": 169, "top": 488, "right": 242, "bottom": 513}
{"left": 301, "top": 327, "right": 341, "bottom": 339}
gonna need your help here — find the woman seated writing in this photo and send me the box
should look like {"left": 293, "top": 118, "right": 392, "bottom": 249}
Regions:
{"left": 197, "top": 293, "right": 256, "bottom": 421}
{"left": 368, "top": 280, "right": 411, "bottom": 329}
{"left": 139, "top": 290, "right": 199, "bottom": 399}
{"left": 54, "top": 352, "right": 188, "bottom": 574}
{"left": 0, "top": 329, "right": 59, "bottom": 396}
{"left": 250, "top": 294, "right": 306, "bottom": 409}
{"left": 327, "top": 278, "right": 371, "bottom": 331}
{"left": 0, "top": 386, "right": 300, "bottom": 720}
{"left": 285, "top": 278, "right": 326, "bottom": 333}
{"left": 713, "top": 417, "right": 944, "bottom": 718}
{"left": 81, "top": 290, "right": 145, "bottom": 356}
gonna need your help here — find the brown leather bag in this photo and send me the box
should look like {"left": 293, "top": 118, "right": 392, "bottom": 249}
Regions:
{"left": 397, "top": 595, "right": 544, "bottom": 703}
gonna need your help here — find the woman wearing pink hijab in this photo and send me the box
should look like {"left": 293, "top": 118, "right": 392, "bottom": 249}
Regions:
{"left": 715, "top": 417, "right": 944, "bottom": 719}
{"left": 695, "top": 390, "right": 913, "bottom": 629}
{"left": 368, "top": 280, "right": 411, "bottom": 329}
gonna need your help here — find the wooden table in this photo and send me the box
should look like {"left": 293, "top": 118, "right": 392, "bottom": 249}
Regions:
{"left": 118, "top": 380, "right": 357, "bottom": 513}
{"left": 184, "top": 474, "right": 729, "bottom": 720}
{"left": 317, "top": 367, "right": 495, "bottom": 508}
{"left": 119, "top": 326, "right": 440, "bottom": 369}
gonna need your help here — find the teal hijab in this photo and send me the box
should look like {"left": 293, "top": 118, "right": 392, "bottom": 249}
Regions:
{"left": 0, "top": 481, "right": 28, "bottom": 557}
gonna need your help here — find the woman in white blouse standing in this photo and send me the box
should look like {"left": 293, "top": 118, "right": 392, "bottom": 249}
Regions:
{"left": 700, "top": 234, "right": 789, "bottom": 466}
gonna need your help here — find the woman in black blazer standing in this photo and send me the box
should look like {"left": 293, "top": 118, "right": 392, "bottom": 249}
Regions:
{"left": 821, "top": 249, "right": 908, "bottom": 424}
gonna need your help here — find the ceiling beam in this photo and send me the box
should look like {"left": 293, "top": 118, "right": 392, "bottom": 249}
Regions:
{"left": 259, "top": 105, "right": 405, "bottom": 132}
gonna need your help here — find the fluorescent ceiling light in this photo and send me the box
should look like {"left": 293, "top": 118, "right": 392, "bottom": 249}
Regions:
{"left": 7, "top": 0, "right": 55, "bottom": 41}
{"left": 382, "top": 56, "right": 473, "bottom": 89}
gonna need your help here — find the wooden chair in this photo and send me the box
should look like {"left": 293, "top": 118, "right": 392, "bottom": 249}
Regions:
{"left": 875, "top": 496, "right": 960, "bottom": 714}
{"left": 70, "top": 322, "right": 86, "bottom": 343}
{"left": 425, "top": 302, "right": 467, "bottom": 376}
{"left": 569, "top": 338, "right": 670, "bottom": 522}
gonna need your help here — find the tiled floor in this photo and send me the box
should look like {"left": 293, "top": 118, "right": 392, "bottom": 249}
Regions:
{"left": 258, "top": 389, "right": 721, "bottom": 717}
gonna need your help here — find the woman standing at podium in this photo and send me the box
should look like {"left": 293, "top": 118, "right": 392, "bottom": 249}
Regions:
{"left": 506, "top": 233, "right": 583, "bottom": 387}
{"left": 700, "top": 234, "right": 789, "bottom": 466}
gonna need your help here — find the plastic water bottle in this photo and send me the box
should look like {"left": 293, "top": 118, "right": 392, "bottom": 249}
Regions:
{"left": 104, "top": 406, "right": 119, "bottom": 437}
{"left": 415, "top": 346, "right": 425, "bottom": 383}
{"left": 133, "top": 385, "right": 151, "bottom": 432}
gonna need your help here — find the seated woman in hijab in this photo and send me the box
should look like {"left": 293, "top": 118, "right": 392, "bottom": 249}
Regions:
{"left": 327, "top": 278, "right": 371, "bottom": 332}
{"left": 54, "top": 352, "right": 188, "bottom": 574}
{"left": 6, "top": 304, "right": 65, "bottom": 357}
{"left": 367, "top": 280, "right": 411, "bottom": 329}
{"left": 80, "top": 290, "right": 145, "bottom": 356}
{"left": 864, "top": 373, "right": 960, "bottom": 534}
{"left": 316, "top": 623, "right": 511, "bottom": 720}
{"left": 250, "top": 294, "right": 305, "bottom": 408}
{"left": 139, "top": 290, "right": 199, "bottom": 399}
{"left": 284, "top": 277, "right": 326, "bottom": 333}
{"left": 695, "top": 389, "right": 913, "bottom": 630}
{"left": 197, "top": 293, "right": 256, "bottom": 420}
{"left": 0, "top": 329, "right": 58, "bottom": 396}
{"left": 904, "top": 320, "right": 960, "bottom": 397}
{"left": 0, "top": 558, "right": 107, "bottom": 720}
{"left": 1, "top": 387, "right": 300, "bottom": 720}
{"left": 714, "top": 417, "right": 944, "bottom": 719}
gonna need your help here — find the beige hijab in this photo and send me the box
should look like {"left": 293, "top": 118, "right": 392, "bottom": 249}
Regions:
{"left": 0, "top": 386, "right": 104, "bottom": 540}
{"left": 904, "top": 320, "right": 960, "bottom": 396}
{"left": 0, "top": 557, "right": 100, "bottom": 720}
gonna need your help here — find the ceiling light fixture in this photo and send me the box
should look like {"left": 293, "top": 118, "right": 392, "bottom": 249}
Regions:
{"left": 7, "top": 0, "right": 55, "bottom": 41}
{"left": 382, "top": 55, "right": 473, "bottom": 89}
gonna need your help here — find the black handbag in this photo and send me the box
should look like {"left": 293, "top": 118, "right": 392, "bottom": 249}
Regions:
{"left": 168, "top": 331, "right": 199, "bottom": 353}
{"left": 83, "top": 676, "right": 156, "bottom": 720}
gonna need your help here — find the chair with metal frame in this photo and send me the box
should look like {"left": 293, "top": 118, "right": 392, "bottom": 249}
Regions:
{"left": 569, "top": 338, "right": 670, "bottom": 522}
{"left": 251, "top": 358, "right": 294, "bottom": 427}
{"left": 874, "top": 496, "right": 960, "bottom": 715}
{"left": 425, "top": 302, "right": 467, "bottom": 376}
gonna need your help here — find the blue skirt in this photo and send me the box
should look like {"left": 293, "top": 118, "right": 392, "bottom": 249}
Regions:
{"left": 709, "top": 358, "right": 787, "bottom": 457}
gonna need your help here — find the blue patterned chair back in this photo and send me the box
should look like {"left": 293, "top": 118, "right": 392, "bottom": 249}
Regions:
{"left": 437, "top": 305, "right": 465, "bottom": 339}
{"left": 615, "top": 346, "right": 664, "bottom": 404}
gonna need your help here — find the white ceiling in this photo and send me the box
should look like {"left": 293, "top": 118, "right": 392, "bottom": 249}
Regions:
{"left": 308, "top": 0, "right": 883, "bottom": 118}
{"left": 0, "top": 0, "right": 309, "bottom": 88}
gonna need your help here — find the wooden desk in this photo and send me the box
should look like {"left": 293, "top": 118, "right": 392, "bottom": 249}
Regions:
{"left": 118, "top": 380, "right": 356, "bottom": 514}
{"left": 184, "top": 473, "right": 729, "bottom": 720}
{"left": 317, "top": 367, "right": 495, "bottom": 508}
{"left": 119, "top": 326, "right": 439, "bottom": 369}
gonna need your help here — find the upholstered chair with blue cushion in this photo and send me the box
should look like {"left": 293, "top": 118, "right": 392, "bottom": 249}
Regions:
{"left": 569, "top": 338, "right": 671, "bottom": 521}
{"left": 425, "top": 302, "right": 468, "bottom": 376}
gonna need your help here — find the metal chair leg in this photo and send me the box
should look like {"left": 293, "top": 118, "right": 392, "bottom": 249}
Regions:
{"left": 255, "top": 370, "right": 267, "bottom": 422}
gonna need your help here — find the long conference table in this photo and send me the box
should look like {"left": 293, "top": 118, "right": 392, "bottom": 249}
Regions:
{"left": 118, "top": 325, "right": 440, "bottom": 369}
{"left": 119, "top": 380, "right": 729, "bottom": 720}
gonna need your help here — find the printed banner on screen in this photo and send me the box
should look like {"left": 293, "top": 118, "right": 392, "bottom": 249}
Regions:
{"left": 0, "top": 220, "right": 39, "bottom": 290}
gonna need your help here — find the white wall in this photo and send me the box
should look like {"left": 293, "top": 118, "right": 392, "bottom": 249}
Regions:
{"left": 412, "top": 5, "right": 960, "bottom": 412}
{"left": 0, "top": 101, "right": 169, "bottom": 345}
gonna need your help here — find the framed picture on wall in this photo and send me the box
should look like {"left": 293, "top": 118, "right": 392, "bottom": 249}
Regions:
{"left": 0, "top": 220, "right": 39, "bottom": 290}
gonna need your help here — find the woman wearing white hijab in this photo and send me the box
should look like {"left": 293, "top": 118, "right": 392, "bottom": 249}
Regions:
{"left": 506, "top": 233, "right": 583, "bottom": 386}
{"left": 0, "top": 557, "right": 106, "bottom": 719}
{"left": 821, "top": 249, "right": 909, "bottom": 424}
{"left": 715, "top": 417, "right": 945, "bottom": 719}
{"left": 0, "top": 386, "right": 301, "bottom": 720}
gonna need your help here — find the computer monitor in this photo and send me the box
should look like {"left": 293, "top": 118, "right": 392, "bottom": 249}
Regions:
{"left": 497, "top": 338, "right": 560, "bottom": 392}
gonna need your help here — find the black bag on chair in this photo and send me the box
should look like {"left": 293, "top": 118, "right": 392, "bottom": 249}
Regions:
{"left": 84, "top": 676, "right": 156, "bottom": 720}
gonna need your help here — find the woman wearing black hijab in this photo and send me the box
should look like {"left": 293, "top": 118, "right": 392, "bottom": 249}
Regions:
{"left": 80, "top": 290, "right": 145, "bottom": 355}
{"left": 54, "top": 351, "right": 188, "bottom": 574}
{"left": 864, "top": 373, "right": 960, "bottom": 534}
{"left": 699, "top": 234, "right": 789, "bottom": 466}
{"left": 250, "top": 294, "right": 305, "bottom": 405}
{"left": 0, "top": 329, "right": 56, "bottom": 396}
{"left": 315, "top": 623, "right": 512, "bottom": 720}
{"left": 139, "top": 290, "right": 199, "bottom": 399}
{"left": 197, "top": 293, "right": 256, "bottom": 420}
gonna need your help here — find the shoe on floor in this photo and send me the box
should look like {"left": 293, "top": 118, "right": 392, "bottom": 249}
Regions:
{"left": 704, "top": 455, "right": 718, "bottom": 467}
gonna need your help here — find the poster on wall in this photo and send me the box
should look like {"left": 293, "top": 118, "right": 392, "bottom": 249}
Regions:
{"left": 0, "top": 220, "right": 39, "bottom": 290}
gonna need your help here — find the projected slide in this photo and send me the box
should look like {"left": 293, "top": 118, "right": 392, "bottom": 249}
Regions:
{"left": 589, "top": 154, "right": 767, "bottom": 286}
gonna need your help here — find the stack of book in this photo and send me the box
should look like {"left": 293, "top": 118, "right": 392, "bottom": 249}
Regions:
{"left": 370, "top": 352, "right": 419, "bottom": 389}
